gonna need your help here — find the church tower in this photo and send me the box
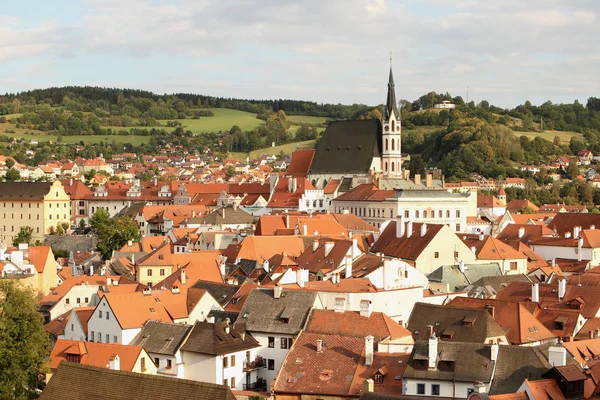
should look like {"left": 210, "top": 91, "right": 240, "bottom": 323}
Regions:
{"left": 381, "top": 54, "right": 402, "bottom": 177}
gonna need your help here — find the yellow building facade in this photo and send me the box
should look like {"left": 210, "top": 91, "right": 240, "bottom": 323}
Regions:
{"left": 0, "top": 181, "right": 71, "bottom": 243}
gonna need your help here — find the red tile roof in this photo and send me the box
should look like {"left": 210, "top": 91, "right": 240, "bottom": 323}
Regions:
{"left": 285, "top": 150, "right": 315, "bottom": 178}
{"left": 49, "top": 339, "right": 144, "bottom": 371}
{"left": 371, "top": 221, "right": 444, "bottom": 261}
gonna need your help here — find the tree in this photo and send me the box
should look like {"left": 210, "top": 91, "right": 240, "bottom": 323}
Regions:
{"left": 567, "top": 162, "right": 580, "bottom": 180}
{"left": 4, "top": 168, "right": 20, "bottom": 181}
{"left": 5, "top": 158, "right": 15, "bottom": 169}
{"left": 90, "top": 209, "right": 140, "bottom": 258}
{"left": 0, "top": 280, "right": 51, "bottom": 398}
{"left": 12, "top": 226, "right": 33, "bottom": 247}
{"left": 225, "top": 165, "right": 236, "bottom": 180}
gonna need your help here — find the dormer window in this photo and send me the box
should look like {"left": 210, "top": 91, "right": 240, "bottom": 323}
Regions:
{"left": 374, "top": 372, "right": 384, "bottom": 383}
{"left": 462, "top": 316, "right": 476, "bottom": 326}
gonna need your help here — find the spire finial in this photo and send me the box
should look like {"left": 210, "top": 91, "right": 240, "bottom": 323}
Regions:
{"left": 389, "top": 50, "right": 393, "bottom": 66}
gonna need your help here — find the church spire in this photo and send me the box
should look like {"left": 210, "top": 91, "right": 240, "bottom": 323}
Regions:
{"left": 385, "top": 51, "right": 398, "bottom": 119}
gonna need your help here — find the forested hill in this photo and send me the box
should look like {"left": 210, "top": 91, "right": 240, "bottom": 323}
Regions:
{"left": 0, "top": 86, "right": 371, "bottom": 119}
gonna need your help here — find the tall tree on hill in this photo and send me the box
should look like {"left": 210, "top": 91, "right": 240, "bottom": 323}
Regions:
{"left": 0, "top": 281, "right": 50, "bottom": 399}
{"left": 90, "top": 209, "right": 140, "bottom": 259}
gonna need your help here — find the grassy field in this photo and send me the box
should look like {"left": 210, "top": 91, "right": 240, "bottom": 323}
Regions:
{"left": 156, "top": 108, "right": 264, "bottom": 133}
{"left": 286, "top": 115, "right": 329, "bottom": 125}
{"left": 0, "top": 125, "right": 151, "bottom": 145}
{"left": 518, "top": 129, "right": 582, "bottom": 142}
{"left": 229, "top": 140, "right": 317, "bottom": 160}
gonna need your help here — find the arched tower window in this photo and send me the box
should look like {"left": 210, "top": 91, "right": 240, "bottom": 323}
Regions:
{"left": 391, "top": 140, "right": 394, "bottom": 151}
{"left": 391, "top": 120, "right": 395, "bottom": 131}
{"left": 385, "top": 139, "right": 388, "bottom": 151}
{"left": 385, "top": 162, "right": 388, "bottom": 172}
{"left": 391, "top": 162, "right": 395, "bottom": 172}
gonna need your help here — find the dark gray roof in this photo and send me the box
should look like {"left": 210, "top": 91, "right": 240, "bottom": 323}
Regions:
{"left": 0, "top": 181, "right": 52, "bottom": 200}
{"left": 404, "top": 341, "right": 496, "bottom": 383}
{"left": 489, "top": 345, "right": 552, "bottom": 395}
{"left": 309, "top": 120, "right": 382, "bottom": 174}
{"left": 130, "top": 321, "right": 192, "bottom": 356}
{"left": 116, "top": 201, "right": 145, "bottom": 218}
{"left": 39, "top": 362, "right": 236, "bottom": 400}
{"left": 406, "top": 303, "right": 506, "bottom": 343}
{"left": 190, "top": 280, "right": 239, "bottom": 307}
{"left": 235, "top": 288, "right": 317, "bottom": 335}
{"left": 200, "top": 205, "right": 256, "bottom": 225}
{"left": 180, "top": 321, "right": 259, "bottom": 355}
{"left": 467, "top": 274, "right": 531, "bottom": 299}
{"left": 428, "top": 264, "right": 502, "bottom": 293}
{"left": 208, "top": 310, "right": 239, "bottom": 323}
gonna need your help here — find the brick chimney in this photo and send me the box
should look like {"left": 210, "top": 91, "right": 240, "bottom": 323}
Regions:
{"left": 365, "top": 336, "right": 374, "bottom": 366}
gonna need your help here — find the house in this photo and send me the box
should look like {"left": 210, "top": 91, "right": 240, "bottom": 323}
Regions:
{"left": 477, "top": 195, "right": 506, "bottom": 218}
{"left": 0, "top": 244, "right": 58, "bottom": 296}
{"left": 0, "top": 181, "right": 71, "bottom": 242}
{"left": 370, "top": 220, "right": 478, "bottom": 275}
{"left": 273, "top": 331, "right": 408, "bottom": 399}
{"left": 403, "top": 339, "right": 497, "bottom": 398}
{"left": 48, "top": 339, "right": 156, "bottom": 380}
{"left": 235, "top": 287, "right": 321, "bottom": 389}
{"left": 406, "top": 303, "right": 509, "bottom": 344}
{"left": 180, "top": 320, "right": 261, "bottom": 391}
{"left": 528, "top": 227, "right": 600, "bottom": 268}
{"left": 506, "top": 199, "right": 540, "bottom": 213}
{"left": 44, "top": 307, "right": 94, "bottom": 344}
{"left": 39, "top": 362, "right": 237, "bottom": 400}
{"left": 427, "top": 263, "right": 504, "bottom": 293}
{"left": 305, "top": 309, "right": 414, "bottom": 353}
{"left": 466, "top": 274, "right": 532, "bottom": 299}
{"left": 130, "top": 321, "right": 193, "bottom": 378}
{"left": 461, "top": 234, "right": 529, "bottom": 275}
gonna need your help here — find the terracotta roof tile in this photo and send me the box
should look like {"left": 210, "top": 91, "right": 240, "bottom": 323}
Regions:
{"left": 49, "top": 339, "right": 143, "bottom": 371}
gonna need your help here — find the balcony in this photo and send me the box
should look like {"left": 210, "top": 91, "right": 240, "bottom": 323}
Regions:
{"left": 243, "top": 378, "right": 267, "bottom": 392}
{"left": 243, "top": 356, "right": 266, "bottom": 372}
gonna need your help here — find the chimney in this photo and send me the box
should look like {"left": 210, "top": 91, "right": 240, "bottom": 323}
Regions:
{"left": 274, "top": 284, "right": 282, "bottom": 299}
{"left": 574, "top": 226, "right": 581, "bottom": 239}
{"left": 471, "top": 246, "right": 477, "bottom": 255}
{"left": 590, "top": 330, "right": 594, "bottom": 339}
{"left": 459, "top": 261, "right": 466, "bottom": 273}
{"left": 407, "top": 221, "right": 413, "bottom": 238}
{"left": 324, "top": 242, "right": 334, "bottom": 257}
{"left": 592, "top": 225, "right": 596, "bottom": 230}
{"left": 490, "top": 343, "right": 499, "bottom": 362}
{"left": 360, "top": 300, "right": 372, "bottom": 318}
{"left": 292, "top": 178, "right": 297, "bottom": 193}
{"left": 219, "top": 261, "right": 226, "bottom": 277}
{"left": 171, "top": 286, "right": 180, "bottom": 294}
{"left": 352, "top": 237, "right": 358, "bottom": 258}
{"left": 69, "top": 178, "right": 73, "bottom": 186}
{"left": 426, "top": 173, "right": 433, "bottom": 188}
{"left": 428, "top": 334, "right": 438, "bottom": 369}
{"left": 285, "top": 214, "right": 290, "bottom": 228}
{"left": 345, "top": 254, "right": 352, "bottom": 278}
{"left": 143, "top": 288, "right": 151, "bottom": 296}
{"left": 427, "top": 325, "right": 434, "bottom": 338}
{"left": 396, "top": 216, "right": 406, "bottom": 238}
{"left": 565, "top": 231, "right": 572, "bottom": 239}
{"left": 302, "top": 223, "right": 308, "bottom": 236}
{"left": 365, "top": 335, "right": 374, "bottom": 366}
{"left": 296, "top": 268, "right": 306, "bottom": 288}
{"left": 558, "top": 278, "right": 566, "bottom": 300}
{"left": 420, "top": 223, "right": 427, "bottom": 237}
{"left": 312, "top": 239, "right": 319, "bottom": 252}
{"left": 578, "top": 236, "right": 583, "bottom": 262}
{"left": 263, "top": 259, "right": 270, "bottom": 272}
{"left": 478, "top": 233, "right": 484, "bottom": 241}
{"left": 153, "top": 176, "right": 158, "bottom": 187}
{"left": 362, "top": 379, "right": 374, "bottom": 393}
{"left": 414, "top": 173, "right": 421, "bottom": 185}
{"left": 180, "top": 269, "right": 186, "bottom": 285}
{"left": 548, "top": 344, "right": 567, "bottom": 367}
{"left": 552, "top": 258, "right": 556, "bottom": 267}
{"left": 316, "top": 339, "right": 323, "bottom": 353}
{"left": 474, "top": 382, "right": 486, "bottom": 394}
{"left": 486, "top": 304, "right": 495, "bottom": 318}
{"left": 518, "top": 227, "right": 525, "bottom": 239}
{"left": 109, "top": 354, "right": 120, "bottom": 370}
{"left": 532, "top": 282, "right": 539, "bottom": 303}
{"left": 224, "top": 324, "right": 230, "bottom": 335}
{"left": 596, "top": 328, "right": 600, "bottom": 338}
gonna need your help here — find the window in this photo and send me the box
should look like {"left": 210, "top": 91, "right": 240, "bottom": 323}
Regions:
{"left": 415, "top": 210, "right": 420, "bottom": 218}
{"left": 417, "top": 384, "right": 425, "bottom": 395}
{"left": 404, "top": 210, "right": 409, "bottom": 218}
{"left": 141, "top": 357, "right": 146, "bottom": 371}
{"left": 281, "top": 337, "right": 292, "bottom": 349}
{"left": 106, "top": 312, "right": 109, "bottom": 320}
{"left": 106, "top": 334, "right": 109, "bottom": 343}
{"left": 91, "top": 331, "right": 94, "bottom": 341}
{"left": 71, "top": 324, "right": 74, "bottom": 331}
{"left": 166, "top": 359, "right": 172, "bottom": 369}
{"left": 223, "top": 357, "right": 228, "bottom": 368}
{"left": 438, "top": 210, "right": 442, "bottom": 218}
{"left": 231, "top": 377, "right": 235, "bottom": 388}
{"left": 85, "top": 297, "right": 89, "bottom": 303}
{"left": 65, "top": 298, "right": 70, "bottom": 305}
{"left": 432, "top": 384, "right": 440, "bottom": 396}
{"left": 147, "top": 269, "right": 153, "bottom": 276}
{"left": 223, "top": 379, "right": 228, "bottom": 387}
{"left": 98, "top": 332, "right": 102, "bottom": 342}
{"left": 154, "top": 357, "right": 159, "bottom": 367}
{"left": 374, "top": 373, "right": 383, "bottom": 383}
{"left": 454, "top": 251, "right": 459, "bottom": 259}
{"left": 113, "top": 336, "right": 117, "bottom": 343}
{"left": 231, "top": 355, "right": 235, "bottom": 367}
{"left": 268, "top": 336, "right": 275, "bottom": 348}
{"left": 76, "top": 298, "right": 81, "bottom": 304}
{"left": 510, "top": 262, "right": 518, "bottom": 270}
{"left": 99, "top": 311, "right": 103, "bottom": 318}
{"left": 268, "top": 359, "right": 275, "bottom": 370}
{"left": 456, "top": 210, "right": 461, "bottom": 218}
{"left": 434, "top": 252, "right": 439, "bottom": 259}
{"left": 446, "top": 210, "right": 450, "bottom": 218}
{"left": 160, "top": 269, "right": 165, "bottom": 276}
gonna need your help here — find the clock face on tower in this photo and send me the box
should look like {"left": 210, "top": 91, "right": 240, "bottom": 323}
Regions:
{"left": 384, "top": 125, "right": 389, "bottom": 132}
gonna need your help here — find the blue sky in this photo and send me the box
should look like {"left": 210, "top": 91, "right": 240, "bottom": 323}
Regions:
{"left": 1, "top": 0, "right": 599, "bottom": 108}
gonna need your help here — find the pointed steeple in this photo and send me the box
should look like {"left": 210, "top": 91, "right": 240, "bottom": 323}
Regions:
{"left": 385, "top": 52, "right": 398, "bottom": 119}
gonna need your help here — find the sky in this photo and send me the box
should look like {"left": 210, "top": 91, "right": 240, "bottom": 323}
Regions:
{"left": 1, "top": 0, "right": 599, "bottom": 109}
